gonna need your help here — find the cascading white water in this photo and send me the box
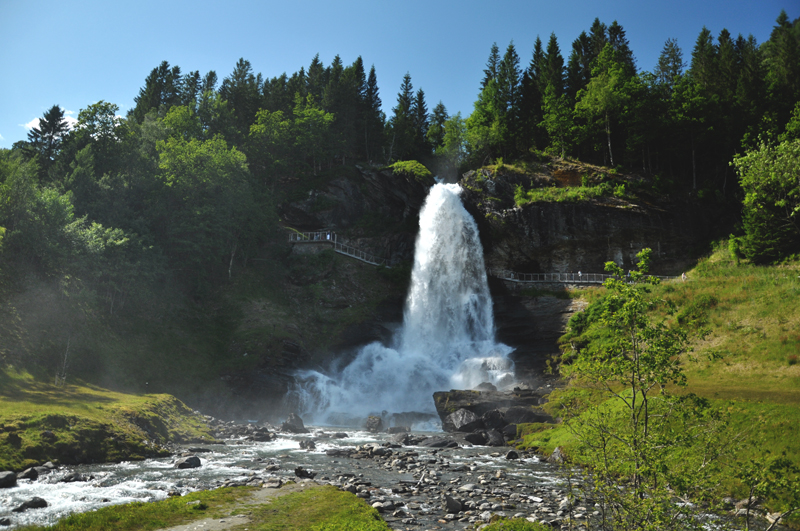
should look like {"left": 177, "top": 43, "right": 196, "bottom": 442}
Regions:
{"left": 289, "top": 183, "right": 515, "bottom": 425}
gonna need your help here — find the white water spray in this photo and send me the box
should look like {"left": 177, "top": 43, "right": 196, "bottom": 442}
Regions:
{"left": 289, "top": 184, "right": 515, "bottom": 425}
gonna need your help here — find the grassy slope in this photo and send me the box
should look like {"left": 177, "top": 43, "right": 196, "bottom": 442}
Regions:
{"left": 0, "top": 367, "right": 214, "bottom": 471}
{"left": 17, "top": 484, "right": 390, "bottom": 531}
{"left": 517, "top": 245, "right": 800, "bottom": 519}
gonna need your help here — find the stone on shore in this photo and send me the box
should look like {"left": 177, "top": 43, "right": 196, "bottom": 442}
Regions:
{"left": 280, "top": 413, "right": 309, "bottom": 434}
{"left": 443, "top": 408, "right": 484, "bottom": 433}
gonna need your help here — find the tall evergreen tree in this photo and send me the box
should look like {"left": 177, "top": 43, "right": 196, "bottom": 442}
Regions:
{"left": 388, "top": 73, "right": 416, "bottom": 161}
{"left": 427, "top": 101, "right": 449, "bottom": 152}
{"left": 654, "top": 38, "right": 685, "bottom": 93}
{"left": 219, "top": 58, "right": 263, "bottom": 144}
{"left": 131, "top": 61, "right": 183, "bottom": 123}
{"left": 542, "top": 33, "right": 566, "bottom": 97}
{"left": 482, "top": 43, "right": 501, "bottom": 89}
{"left": 27, "top": 105, "right": 71, "bottom": 175}
{"left": 363, "top": 65, "right": 385, "bottom": 163}
{"left": 412, "top": 88, "right": 431, "bottom": 159}
{"left": 566, "top": 31, "right": 593, "bottom": 101}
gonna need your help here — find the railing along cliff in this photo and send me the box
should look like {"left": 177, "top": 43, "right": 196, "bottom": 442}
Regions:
{"left": 288, "top": 231, "right": 390, "bottom": 267}
{"left": 288, "top": 231, "right": 678, "bottom": 283}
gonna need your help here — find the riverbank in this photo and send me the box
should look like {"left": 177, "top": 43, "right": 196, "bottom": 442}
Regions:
{"left": 0, "top": 368, "right": 215, "bottom": 472}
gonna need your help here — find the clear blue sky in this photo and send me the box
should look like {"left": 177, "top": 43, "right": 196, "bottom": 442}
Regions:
{"left": 0, "top": 0, "right": 795, "bottom": 149}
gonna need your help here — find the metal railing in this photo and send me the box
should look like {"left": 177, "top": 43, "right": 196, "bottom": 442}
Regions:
{"left": 488, "top": 269, "right": 677, "bottom": 284}
{"left": 288, "top": 231, "right": 389, "bottom": 267}
{"left": 289, "top": 231, "right": 678, "bottom": 282}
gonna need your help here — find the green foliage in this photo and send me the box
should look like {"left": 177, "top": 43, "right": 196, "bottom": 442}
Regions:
{"left": 560, "top": 249, "right": 737, "bottom": 530}
{"left": 733, "top": 139, "right": 800, "bottom": 263}
{"left": 514, "top": 183, "right": 611, "bottom": 206}
{"left": 387, "top": 160, "right": 433, "bottom": 184}
{"left": 481, "top": 518, "right": 551, "bottom": 531}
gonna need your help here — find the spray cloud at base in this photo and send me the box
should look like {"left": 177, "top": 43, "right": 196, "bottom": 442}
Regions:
{"left": 288, "top": 183, "right": 516, "bottom": 427}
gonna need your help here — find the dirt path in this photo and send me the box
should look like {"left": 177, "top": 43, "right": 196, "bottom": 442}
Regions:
{"left": 155, "top": 480, "right": 319, "bottom": 531}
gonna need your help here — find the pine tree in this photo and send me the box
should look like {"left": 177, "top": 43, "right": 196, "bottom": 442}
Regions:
{"left": 412, "top": 88, "right": 430, "bottom": 159}
{"left": 363, "top": 65, "right": 385, "bottom": 163}
{"left": 566, "top": 31, "right": 593, "bottom": 101}
{"left": 427, "top": 101, "right": 449, "bottom": 152}
{"left": 388, "top": 73, "right": 416, "bottom": 161}
{"left": 27, "top": 105, "right": 70, "bottom": 178}
{"left": 497, "top": 41, "right": 522, "bottom": 154}
{"left": 482, "top": 43, "right": 500, "bottom": 89}
{"left": 654, "top": 38, "right": 685, "bottom": 93}
{"left": 219, "top": 58, "right": 263, "bottom": 144}
{"left": 131, "top": 61, "right": 183, "bottom": 123}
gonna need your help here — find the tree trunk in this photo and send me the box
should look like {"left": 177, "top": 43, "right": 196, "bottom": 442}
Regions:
{"left": 606, "top": 112, "right": 614, "bottom": 168}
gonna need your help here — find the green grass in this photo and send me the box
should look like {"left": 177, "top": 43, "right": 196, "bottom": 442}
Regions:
{"left": 0, "top": 367, "right": 213, "bottom": 471}
{"left": 518, "top": 245, "right": 800, "bottom": 526}
{"left": 16, "top": 485, "right": 390, "bottom": 531}
{"left": 386, "top": 160, "right": 434, "bottom": 184}
{"left": 481, "top": 517, "right": 552, "bottom": 530}
{"left": 16, "top": 487, "right": 248, "bottom": 531}
{"left": 514, "top": 184, "right": 612, "bottom": 206}
{"left": 245, "top": 485, "right": 390, "bottom": 531}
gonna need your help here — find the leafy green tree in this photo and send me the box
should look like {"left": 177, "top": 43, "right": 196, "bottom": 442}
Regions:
{"left": 466, "top": 77, "right": 505, "bottom": 165}
{"left": 732, "top": 139, "right": 800, "bottom": 263}
{"left": 575, "top": 44, "right": 631, "bottom": 167}
{"left": 292, "top": 94, "right": 335, "bottom": 175}
{"left": 540, "top": 87, "right": 573, "bottom": 158}
{"left": 155, "top": 135, "right": 259, "bottom": 286}
{"left": 437, "top": 113, "right": 467, "bottom": 180}
{"left": 563, "top": 249, "right": 730, "bottom": 531}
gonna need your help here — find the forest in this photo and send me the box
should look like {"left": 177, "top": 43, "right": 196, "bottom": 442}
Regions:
{"left": 0, "top": 11, "right": 799, "bottom": 375}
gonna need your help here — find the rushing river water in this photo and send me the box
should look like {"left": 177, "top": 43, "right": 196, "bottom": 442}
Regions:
{"left": 0, "top": 427, "right": 567, "bottom": 530}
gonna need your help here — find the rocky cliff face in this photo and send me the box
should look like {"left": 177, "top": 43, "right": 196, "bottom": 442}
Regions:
{"left": 280, "top": 164, "right": 432, "bottom": 264}
{"left": 459, "top": 167, "right": 734, "bottom": 275}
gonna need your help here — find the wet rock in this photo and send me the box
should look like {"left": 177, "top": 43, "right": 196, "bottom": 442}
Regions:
{"left": 464, "top": 431, "right": 487, "bottom": 445}
{"left": 506, "top": 450, "right": 520, "bottom": 460}
{"left": 443, "top": 409, "right": 484, "bottom": 433}
{"left": 299, "top": 440, "right": 317, "bottom": 450}
{"left": 504, "top": 406, "right": 550, "bottom": 425}
{"left": 481, "top": 409, "right": 507, "bottom": 431}
{"left": 547, "top": 446, "right": 566, "bottom": 464}
{"left": 474, "top": 382, "right": 497, "bottom": 391}
{"left": 60, "top": 472, "right": 93, "bottom": 482}
{"left": 484, "top": 429, "right": 505, "bottom": 447}
{"left": 364, "top": 416, "right": 383, "bottom": 433}
{"left": 502, "top": 423, "right": 518, "bottom": 439}
{"left": 326, "top": 448, "right": 354, "bottom": 457}
{"left": 0, "top": 471, "right": 17, "bottom": 488}
{"left": 18, "top": 467, "right": 38, "bottom": 480}
{"left": 12, "top": 497, "right": 48, "bottom": 512}
{"left": 0, "top": 517, "right": 10, "bottom": 526}
{"left": 391, "top": 432, "right": 412, "bottom": 445}
{"left": 280, "top": 413, "right": 309, "bottom": 434}
{"left": 294, "top": 466, "right": 316, "bottom": 479}
{"left": 174, "top": 456, "right": 202, "bottom": 469}
{"left": 418, "top": 437, "right": 458, "bottom": 448}
{"left": 332, "top": 432, "right": 349, "bottom": 438}
{"left": 387, "top": 426, "right": 410, "bottom": 434}
{"left": 445, "top": 495, "right": 463, "bottom": 513}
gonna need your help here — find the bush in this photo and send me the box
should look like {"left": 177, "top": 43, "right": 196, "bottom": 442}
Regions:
{"left": 388, "top": 160, "right": 434, "bottom": 184}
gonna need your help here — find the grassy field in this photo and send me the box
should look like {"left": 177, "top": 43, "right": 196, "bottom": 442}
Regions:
{"left": 0, "top": 367, "right": 214, "bottom": 471}
{"left": 517, "top": 244, "right": 800, "bottom": 524}
{"left": 16, "top": 484, "right": 390, "bottom": 531}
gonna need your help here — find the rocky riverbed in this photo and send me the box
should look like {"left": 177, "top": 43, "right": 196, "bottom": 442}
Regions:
{"left": 1, "top": 415, "right": 787, "bottom": 531}
{"left": 0, "top": 414, "right": 585, "bottom": 530}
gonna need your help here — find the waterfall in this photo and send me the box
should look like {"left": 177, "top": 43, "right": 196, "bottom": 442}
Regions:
{"left": 289, "top": 183, "right": 515, "bottom": 426}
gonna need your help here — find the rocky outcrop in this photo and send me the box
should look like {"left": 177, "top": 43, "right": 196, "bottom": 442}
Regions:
{"left": 281, "top": 164, "right": 432, "bottom": 264}
{"left": 460, "top": 168, "right": 734, "bottom": 275}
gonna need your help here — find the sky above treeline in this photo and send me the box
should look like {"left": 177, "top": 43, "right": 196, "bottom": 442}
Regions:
{"left": 0, "top": 0, "right": 795, "bottom": 149}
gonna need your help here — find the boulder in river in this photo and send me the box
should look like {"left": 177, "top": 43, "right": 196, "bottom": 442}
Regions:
{"left": 18, "top": 468, "right": 38, "bottom": 480}
{"left": 280, "top": 413, "right": 309, "bottom": 434}
{"left": 0, "top": 471, "right": 17, "bottom": 488}
{"left": 464, "top": 431, "right": 487, "bottom": 445}
{"left": 443, "top": 408, "right": 484, "bottom": 432}
{"left": 12, "top": 497, "right": 48, "bottom": 513}
{"left": 364, "top": 416, "right": 383, "bottom": 433}
{"left": 484, "top": 429, "right": 505, "bottom": 447}
{"left": 418, "top": 437, "right": 458, "bottom": 448}
{"left": 481, "top": 409, "right": 507, "bottom": 431}
{"left": 174, "top": 456, "right": 202, "bottom": 469}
